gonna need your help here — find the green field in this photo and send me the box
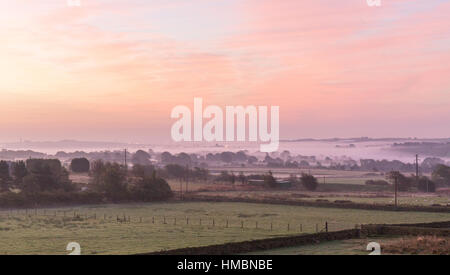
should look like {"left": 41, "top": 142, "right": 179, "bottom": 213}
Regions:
{"left": 1, "top": 202, "right": 449, "bottom": 255}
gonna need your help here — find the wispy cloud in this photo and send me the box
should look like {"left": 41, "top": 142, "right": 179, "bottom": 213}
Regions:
{"left": 0, "top": 0, "right": 449, "bottom": 141}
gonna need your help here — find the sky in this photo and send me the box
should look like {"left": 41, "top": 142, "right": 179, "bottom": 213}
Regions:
{"left": 0, "top": 0, "right": 449, "bottom": 143}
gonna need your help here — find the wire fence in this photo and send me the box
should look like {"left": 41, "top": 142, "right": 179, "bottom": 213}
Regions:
{"left": 0, "top": 208, "right": 356, "bottom": 233}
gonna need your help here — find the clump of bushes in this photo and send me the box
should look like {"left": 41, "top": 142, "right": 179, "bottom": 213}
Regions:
{"left": 365, "top": 180, "right": 390, "bottom": 186}
{"left": 300, "top": 173, "right": 318, "bottom": 191}
{"left": 432, "top": 165, "right": 450, "bottom": 186}
{"left": 70, "top": 158, "right": 90, "bottom": 173}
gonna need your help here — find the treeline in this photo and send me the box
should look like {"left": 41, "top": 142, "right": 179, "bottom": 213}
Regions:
{"left": 364, "top": 165, "right": 450, "bottom": 192}
{"left": 160, "top": 151, "right": 258, "bottom": 166}
{"left": 0, "top": 159, "right": 173, "bottom": 208}
{"left": 360, "top": 157, "right": 448, "bottom": 173}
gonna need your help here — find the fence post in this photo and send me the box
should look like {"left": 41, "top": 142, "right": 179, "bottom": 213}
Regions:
{"left": 325, "top": 222, "right": 328, "bottom": 233}
{"left": 241, "top": 221, "right": 244, "bottom": 229}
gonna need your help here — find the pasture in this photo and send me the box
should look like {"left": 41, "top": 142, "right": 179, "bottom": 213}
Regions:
{"left": 1, "top": 202, "right": 449, "bottom": 255}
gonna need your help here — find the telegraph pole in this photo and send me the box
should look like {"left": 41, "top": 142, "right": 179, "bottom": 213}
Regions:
{"left": 394, "top": 173, "right": 398, "bottom": 208}
{"left": 180, "top": 180, "right": 183, "bottom": 200}
{"left": 416, "top": 154, "right": 427, "bottom": 192}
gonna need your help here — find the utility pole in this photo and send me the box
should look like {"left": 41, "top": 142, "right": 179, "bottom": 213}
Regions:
{"left": 415, "top": 154, "right": 419, "bottom": 180}
{"left": 394, "top": 173, "right": 398, "bottom": 208}
{"left": 180, "top": 179, "right": 183, "bottom": 200}
{"left": 416, "top": 154, "right": 427, "bottom": 192}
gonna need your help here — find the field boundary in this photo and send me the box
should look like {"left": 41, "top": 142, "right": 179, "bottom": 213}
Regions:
{"left": 145, "top": 221, "right": 450, "bottom": 255}
{"left": 185, "top": 194, "right": 450, "bottom": 213}
{"left": 142, "top": 229, "right": 360, "bottom": 255}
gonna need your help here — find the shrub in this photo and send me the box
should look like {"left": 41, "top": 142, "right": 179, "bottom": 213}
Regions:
{"left": 264, "top": 171, "right": 277, "bottom": 188}
{"left": 129, "top": 175, "right": 173, "bottom": 201}
{"left": 301, "top": 173, "right": 318, "bottom": 191}
{"left": 70, "top": 158, "right": 90, "bottom": 173}
{"left": 432, "top": 165, "right": 450, "bottom": 186}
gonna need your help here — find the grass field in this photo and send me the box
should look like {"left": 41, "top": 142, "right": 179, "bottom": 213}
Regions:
{"left": 1, "top": 202, "right": 449, "bottom": 255}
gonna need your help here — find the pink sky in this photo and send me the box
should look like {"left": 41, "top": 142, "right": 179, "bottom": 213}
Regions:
{"left": 0, "top": 0, "right": 449, "bottom": 143}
